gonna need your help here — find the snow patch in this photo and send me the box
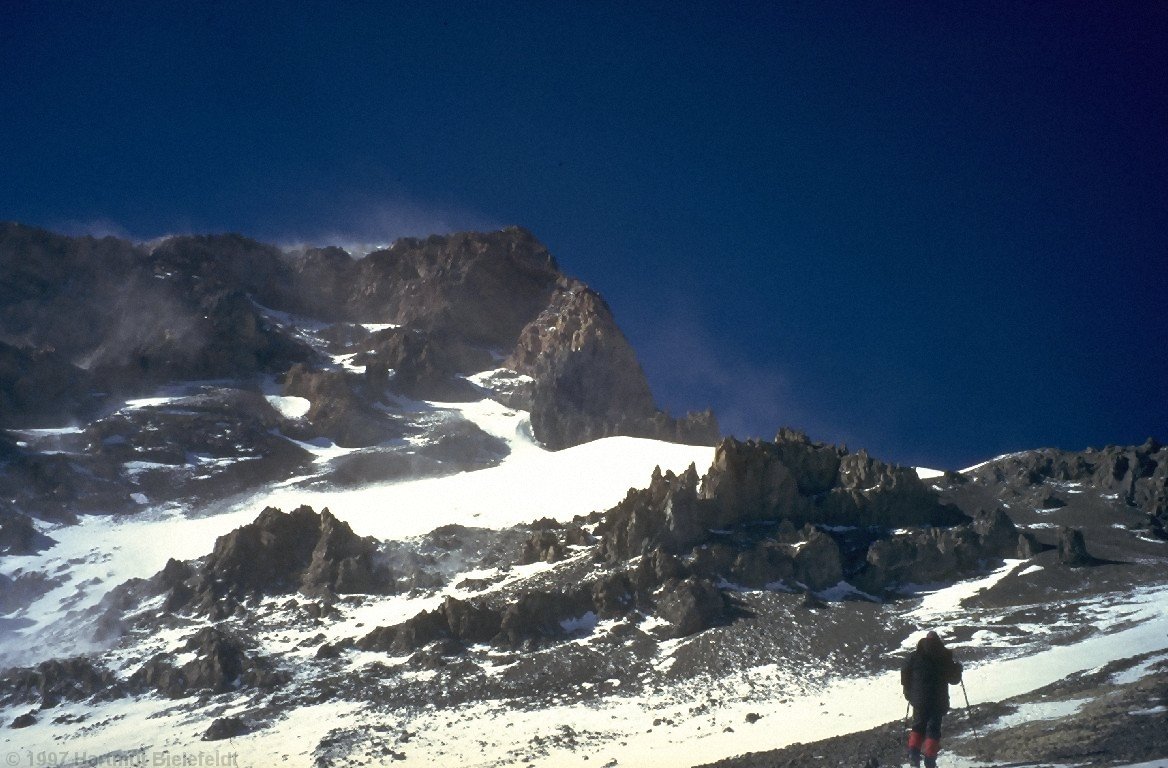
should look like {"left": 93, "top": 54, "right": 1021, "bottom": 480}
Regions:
{"left": 265, "top": 394, "right": 311, "bottom": 420}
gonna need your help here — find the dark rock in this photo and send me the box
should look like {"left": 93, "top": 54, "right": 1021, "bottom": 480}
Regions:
{"left": 520, "top": 530, "right": 566, "bottom": 564}
{"left": 700, "top": 438, "right": 803, "bottom": 526}
{"left": 127, "top": 655, "right": 185, "bottom": 698}
{"left": 971, "top": 508, "right": 1019, "bottom": 557}
{"left": 1057, "top": 526, "right": 1093, "bottom": 567}
{"left": 655, "top": 577, "right": 726, "bottom": 638}
{"left": 0, "top": 657, "right": 123, "bottom": 709}
{"left": 415, "top": 419, "right": 510, "bottom": 469}
{"left": 1038, "top": 491, "right": 1066, "bottom": 510}
{"left": 967, "top": 441, "right": 1167, "bottom": 524}
{"left": 801, "top": 591, "right": 828, "bottom": 610}
{"left": 0, "top": 508, "right": 44, "bottom": 554}
{"left": 441, "top": 596, "right": 503, "bottom": 645}
{"left": 497, "top": 589, "right": 593, "bottom": 647}
{"left": 358, "top": 596, "right": 502, "bottom": 655}
{"left": 11, "top": 712, "right": 36, "bottom": 728}
{"left": 793, "top": 528, "right": 844, "bottom": 592}
{"left": 1016, "top": 531, "right": 1044, "bottom": 559}
{"left": 358, "top": 326, "right": 487, "bottom": 402}
{"left": 157, "top": 558, "right": 194, "bottom": 590}
{"left": 597, "top": 463, "right": 709, "bottom": 560}
{"left": 171, "top": 505, "right": 390, "bottom": 613}
{"left": 0, "top": 341, "right": 98, "bottom": 428}
{"left": 282, "top": 365, "right": 399, "bottom": 448}
{"left": 203, "top": 716, "right": 248, "bottom": 741}
{"left": 730, "top": 541, "right": 794, "bottom": 589}
{"left": 179, "top": 627, "right": 248, "bottom": 694}
{"left": 633, "top": 546, "right": 688, "bottom": 593}
{"left": 592, "top": 573, "right": 636, "bottom": 618}
{"left": 508, "top": 278, "right": 718, "bottom": 450}
{"left": 858, "top": 525, "right": 986, "bottom": 594}
{"left": 130, "top": 626, "right": 284, "bottom": 698}
{"left": 350, "top": 228, "right": 561, "bottom": 348}
{"left": 599, "top": 434, "right": 962, "bottom": 571}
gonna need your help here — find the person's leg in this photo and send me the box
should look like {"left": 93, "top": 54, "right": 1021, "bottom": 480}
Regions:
{"left": 907, "top": 707, "right": 927, "bottom": 767}
{"left": 922, "top": 712, "right": 944, "bottom": 768}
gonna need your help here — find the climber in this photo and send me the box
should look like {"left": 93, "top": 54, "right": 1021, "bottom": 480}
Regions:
{"left": 901, "top": 630, "right": 963, "bottom": 768}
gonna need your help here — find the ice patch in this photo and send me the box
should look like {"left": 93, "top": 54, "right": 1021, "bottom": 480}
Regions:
{"left": 991, "top": 697, "right": 1092, "bottom": 728}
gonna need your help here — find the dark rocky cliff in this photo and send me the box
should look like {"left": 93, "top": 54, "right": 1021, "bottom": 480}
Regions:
{"left": 0, "top": 222, "right": 717, "bottom": 452}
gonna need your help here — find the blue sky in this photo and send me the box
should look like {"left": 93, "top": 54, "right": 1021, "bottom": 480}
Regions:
{"left": 3, "top": 2, "right": 1165, "bottom": 469}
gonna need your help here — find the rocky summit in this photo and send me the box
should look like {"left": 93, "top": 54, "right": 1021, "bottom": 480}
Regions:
{"left": 1, "top": 223, "right": 1166, "bottom": 767}
{"left": 0, "top": 222, "right": 717, "bottom": 529}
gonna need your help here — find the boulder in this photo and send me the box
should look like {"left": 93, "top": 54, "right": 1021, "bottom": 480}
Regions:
{"left": 655, "top": 578, "right": 726, "bottom": 638}
{"left": 1017, "top": 531, "right": 1044, "bottom": 558}
{"left": 11, "top": 712, "right": 36, "bottom": 728}
{"left": 793, "top": 529, "right": 844, "bottom": 592}
{"left": 520, "top": 529, "right": 566, "bottom": 564}
{"left": 971, "top": 508, "right": 1019, "bottom": 557}
{"left": 441, "top": 596, "right": 502, "bottom": 645}
{"left": 730, "top": 541, "right": 794, "bottom": 589}
{"left": 632, "top": 546, "right": 688, "bottom": 594}
{"left": 203, "top": 716, "right": 248, "bottom": 741}
{"left": 1057, "top": 526, "right": 1093, "bottom": 567}
{"left": 497, "top": 589, "right": 592, "bottom": 647}
{"left": 592, "top": 573, "right": 636, "bottom": 618}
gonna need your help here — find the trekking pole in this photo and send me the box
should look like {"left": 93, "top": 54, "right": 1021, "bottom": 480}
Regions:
{"left": 961, "top": 680, "right": 982, "bottom": 747}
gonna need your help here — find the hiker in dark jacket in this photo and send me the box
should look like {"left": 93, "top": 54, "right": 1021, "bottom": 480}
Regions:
{"left": 901, "top": 630, "right": 962, "bottom": 768}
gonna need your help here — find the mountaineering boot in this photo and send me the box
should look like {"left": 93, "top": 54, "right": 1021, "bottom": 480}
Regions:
{"left": 922, "top": 737, "right": 940, "bottom": 768}
{"left": 906, "top": 731, "right": 923, "bottom": 767}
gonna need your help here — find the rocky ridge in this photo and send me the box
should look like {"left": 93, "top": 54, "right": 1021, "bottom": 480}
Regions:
{"left": 0, "top": 222, "right": 718, "bottom": 537}
{"left": 1, "top": 430, "right": 1165, "bottom": 766}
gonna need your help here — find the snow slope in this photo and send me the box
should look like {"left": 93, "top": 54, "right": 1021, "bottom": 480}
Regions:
{"left": 0, "top": 397, "right": 713, "bottom": 667}
{"left": 4, "top": 398, "right": 1167, "bottom": 767}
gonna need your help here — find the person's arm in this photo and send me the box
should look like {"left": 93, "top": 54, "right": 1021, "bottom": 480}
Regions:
{"left": 947, "top": 654, "right": 963, "bottom": 685}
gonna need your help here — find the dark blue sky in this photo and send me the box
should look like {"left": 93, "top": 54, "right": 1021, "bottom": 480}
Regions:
{"left": 3, "top": 2, "right": 1166, "bottom": 469}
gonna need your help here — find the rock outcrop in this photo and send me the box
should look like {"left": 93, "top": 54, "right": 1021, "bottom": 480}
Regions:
{"left": 598, "top": 431, "right": 964, "bottom": 563}
{"left": 161, "top": 506, "right": 391, "bottom": 617}
{"left": 968, "top": 439, "right": 1167, "bottom": 537}
{"left": 1057, "top": 526, "right": 1094, "bottom": 567}
{"left": 130, "top": 626, "right": 285, "bottom": 697}
{"left": 281, "top": 365, "right": 400, "bottom": 447}
{"left": 0, "top": 657, "right": 124, "bottom": 709}
{"left": 655, "top": 577, "right": 728, "bottom": 638}
{"left": 0, "top": 342, "right": 97, "bottom": 428}
{"left": 507, "top": 279, "right": 719, "bottom": 450}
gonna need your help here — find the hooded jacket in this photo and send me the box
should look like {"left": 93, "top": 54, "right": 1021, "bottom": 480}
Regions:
{"left": 901, "top": 632, "right": 962, "bottom": 712}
